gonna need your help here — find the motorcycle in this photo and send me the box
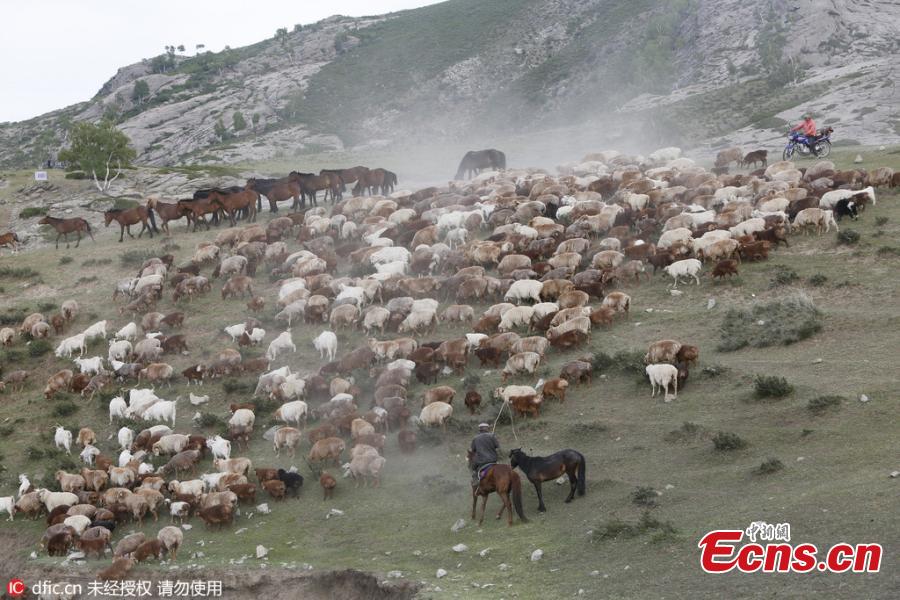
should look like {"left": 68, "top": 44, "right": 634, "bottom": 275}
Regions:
{"left": 783, "top": 127, "right": 833, "bottom": 160}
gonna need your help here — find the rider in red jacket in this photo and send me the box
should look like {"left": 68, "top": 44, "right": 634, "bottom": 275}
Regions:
{"left": 791, "top": 114, "right": 818, "bottom": 150}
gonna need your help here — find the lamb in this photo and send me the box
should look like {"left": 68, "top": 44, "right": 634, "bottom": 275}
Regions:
{"left": 81, "top": 468, "right": 108, "bottom": 492}
{"left": 18, "top": 474, "right": 32, "bottom": 498}
{"left": 646, "top": 364, "right": 679, "bottom": 402}
{"left": 158, "top": 450, "right": 201, "bottom": 478}
{"left": 273, "top": 427, "right": 303, "bottom": 458}
{"left": 313, "top": 330, "right": 338, "bottom": 361}
{"left": 114, "top": 532, "right": 146, "bottom": 558}
{"left": 266, "top": 331, "right": 297, "bottom": 361}
{"left": 152, "top": 434, "right": 190, "bottom": 456}
{"left": 167, "top": 501, "right": 191, "bottom": 524}
{"left": 167, "top": 479, "right": 204, "bottom": 498}
{"left": 601, "top": 291, "right": 631, "bottom": 316}
{"left": 54, "top": 426, "right": 73, "bottom": 454}
{"left": 664, "top": 259, "right": 702, "bottom": 287}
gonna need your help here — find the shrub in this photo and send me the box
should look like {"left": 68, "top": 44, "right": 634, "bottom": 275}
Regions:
{"left": 807, "top": 274, "right": 828, "bottom": 287}
{"left": 631, "top": 486, "right": 659, "bottom": 508}
{"left": 754, "top": 375, "right": 793, "bottom": 399}
{"left": 837, "top": 229, "right": 860, "bottom": 245}
{"left": 25, "top": 446, "right": 45, "bottom": 460}
{"left": 82, "top": 258, "right": 112, "bottom": 267}
{"left": 53, "top": 402, "right": 79, "bottom": 417}
{"left": 808, "top": 395, "right": 842, "bottom": 414}
{"left": 0, "top": 266, "right": 40, "bottom": 279}
{"left": 2, "top": 349, "right": 25, "bottom": 363}
{"left": 76, "top": 276, "right": 99, "bottom": 284}
{"left": 120, "top": 249, "right": 157, "bottom": 267}
{"left": 222, "top": 379, "right": 254, "bottom": 394}
{"left": 876, "top": 246, "right": 900, "bottom": 257}
{"left": 64, "top": 171, "right": 87, "bottom": 180}
{"left": 664, "top": 421, "right": 704, "bottom": 443}
{"left": 195, "top": 412, "right": 226, "bottom": 428}
{"left": 874, "top": 216, "right": 888, "bottom": 227}
{"left": 19, "top": 206, "right": 47, "bottom": 219}
{"left": 754, "top": 457, "right": 784, "bottom": 475}
{"left": 718, "top": 293, "right": 821, "bottom": 351}
{"left": 712, "top": 431, "right": 747, "bottom": 451}
{"left": 59, "top": 256, "right": 74, "bottom": 265}
{"left": 463, "top": 373, "right": 481, "bottom": 388}
{"left": 769, "top": 265, "right": 799, "bottom": 287}
{"left": 38, "top": 302, "right": 57, "bottom": 313}
{"left": 593, "top": 511, "right": 677, "bottom": 542}
{"left": 162, "top": 243, "right": 181, "bottom": 252}
{"left": 0, "top": 425, "right": 13, "bottom": 437}
{"left": 29, "top": 339, "right": 53, "bottom": 357}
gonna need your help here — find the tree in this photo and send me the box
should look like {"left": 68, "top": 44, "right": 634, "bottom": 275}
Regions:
{"left": 213, "top": 118, "right": 229, "bottom": 141}
{"left": 131, "top": 80, "right": 150, "bottom": 105}
{"left": 177, "top": 44, "right": 185, "bottom": 53}
{"left": 275, "top": 27, "right": 294, "bottom": 64}
{"left": 58, "top": 121, "right": 136, "bottom": 193}
{"left": 232, "top": 111, "right": 246, "bottom": 132}
{"left": 195, "top": 43, "right": 205, "bottom": 54}
{"left": 252, "top": 113, "right": 260, "bottom": 133}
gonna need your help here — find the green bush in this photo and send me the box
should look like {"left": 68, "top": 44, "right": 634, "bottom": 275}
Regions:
{"left": 119, "top": 249, "right": 157, "bottom": 267}
{"left": 876, "top": 246, "right": 900, "bottom": 257}
{"left": 712, "top": 431, "right": 747, "bottom": 451}
{"left": 19, "top": 206, "right": 47, "bottom": 219}
{"left": 718, "top": 293, "right": 821, "bottom": 351}
{"left": 0, "top": 266, "right": 40, "bottom": 279}
{"left": 195, "top": 412, "right": 226, "bottom": 428}
{"left": 754, "top": 375, "right": 793, "bottom": 399}
{"left": 769, "top": 265, "right": 799, "bottom": 287}
{"left": 664, "top": 421, "right": 704, "bottom": 443}
{"left": 29, "top": 339, "right": 53, "bottom": 357}
{"left": 874, "top": 216, "right": 888, "bottom": 227}
{"left": 222, "top": 379, "right": 254, "bottom": 395}
{"left": 593, "top": 511, "right": 677, "bottom": 542}
{"left": 837, "top": 229, "right": 860, "bottom": 245}
{"left": 808, "top": 395, "right": 843, "bottom": 414}
{"left": 64, "top": 171, "right": 87, "bottom": 180}
{"left": 25, "top": 446, "right": 45, "bottom": 460}
{"left": 53, "top": 402, "right": 79, "bottom": 417}
{"left": 631, "top": 486, "right": 659, "bottom": 508}
{"left": 82, "top": 258, "right": 112, "bottom": 267}
{"left": 59, "top": 256, "right": 74, "bottom": 265}
{"left": 807, "top": 274, "right": 828, "bottom": 287}
{"left": 754, "top": 457, "right": 785, "bottom": 475}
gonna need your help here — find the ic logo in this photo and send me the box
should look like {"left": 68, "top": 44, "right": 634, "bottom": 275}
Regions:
{"left": 7, "top": 578, "right": 26, "bottom": 597}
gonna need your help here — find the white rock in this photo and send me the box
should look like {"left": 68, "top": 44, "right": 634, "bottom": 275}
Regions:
{"left": 530, "top": 549, "right": 544, "bottom": 561}
{"left": 879, "top": 145, "right": 886, "bottom": 151}
{"left": 256, "top": 545, "right": 268, "bottom": 559}
{"left": 387, "top": 571, "right": 403, "bottom": 578}
{"left": 498, "top": 563, "right": 509, "bottom": 571}
{"left": 590, "top": 570, "right": 599, "bottom": 576}
{"left": 854, "top": 154, "right": 864, "bottom": 163}
{"left": 889, "top": 471, "right": 899, "bottom": 478}
{"left": 669, "top": 289, "right": 683, "bottom": 296}
{"left": 859, "top": 394, "right": 869, "bottom": 403}
{"left": 181, "top": 524, "right": 192, "bottom": 531}
{"left": 812, "top": 358, "right": 823, "bottom": 364}
{"left": 452, "top": 544, "right": 468, "bottom": 553}
{"left": 413, "top": 550, "right": 422, "bottom": 556}
{"left": 326, "top": 508, "right": 344, "bottom": 519}
{"left": 436, "top": 568, "right": 447, "bottom": 579}
{"left": 479, "top": 548, "right": 491, "bottom": 557}
{"left": 707, "top": 298, "right": 716, "bottom": 310}
{"left": 30, "top": 551, "right": 37, "bottom": 559}
{"left": 796, "top": 456, "right": 805, "bottom": 462}
{"left": 257, "top": 503, "right": 271, "bottom": 514}
{"left": 451, "top": 518, "right": 466, "bottom": 532}
{"left": 555, "top": 475, "right": 567, "bottom": 485}
{"left": 235, "top": 527, "right": 248, "bottom": 535}
{"left": 665, "top": 484, "right": 675, "bottom": 490}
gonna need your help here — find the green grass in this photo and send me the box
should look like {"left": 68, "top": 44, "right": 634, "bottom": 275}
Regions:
{"left": 0, "top": 179, "right": 897, "bottom": 598}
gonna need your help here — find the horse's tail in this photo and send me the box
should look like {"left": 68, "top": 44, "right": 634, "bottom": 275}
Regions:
{"left": 496, "top": 150, "right": 507, "bottom": 170}
{"left": 576, "top": 454, "right": 586, "bottom": 496}
{"left": 147, "top": 206, "right": 159, "bottom": 233}
{"left": 511, "top": 472, "right": 528, "bottom": 523}
{"left": 455, "top": 154, "right": 470, "bottom": 180}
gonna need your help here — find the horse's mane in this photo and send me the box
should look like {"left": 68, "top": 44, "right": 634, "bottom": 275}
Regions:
{"left": 105, "top": 208, "right": 124, "bottom": 214}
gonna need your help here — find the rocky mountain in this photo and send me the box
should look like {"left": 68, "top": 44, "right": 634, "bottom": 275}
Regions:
{"left": 1, "top": 0, "right": 898, "bottom": 169}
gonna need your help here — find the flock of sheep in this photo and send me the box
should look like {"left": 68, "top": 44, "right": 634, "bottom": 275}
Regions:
{"left": 0, "top": 144, "right": 895, "bottom": 581}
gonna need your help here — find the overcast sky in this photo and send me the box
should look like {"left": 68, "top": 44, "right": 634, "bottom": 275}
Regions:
{"left": 0, "top": 0, "right": 442, "bottom": 123}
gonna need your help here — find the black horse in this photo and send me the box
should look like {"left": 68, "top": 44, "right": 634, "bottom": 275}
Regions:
{"left": 455, "top": 149, "right": 506, "bottom": 180}
{"left": 509, "top": 448, "right": 586, "bottom": 512}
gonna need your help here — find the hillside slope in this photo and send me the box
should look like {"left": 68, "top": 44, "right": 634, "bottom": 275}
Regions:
{"left": 1, "top": 0, "right": 898, "bottom": 168}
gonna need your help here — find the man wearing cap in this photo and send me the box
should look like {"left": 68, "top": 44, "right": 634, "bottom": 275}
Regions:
{"left": 470, "top": 423, "right": 501, "bottom": 487}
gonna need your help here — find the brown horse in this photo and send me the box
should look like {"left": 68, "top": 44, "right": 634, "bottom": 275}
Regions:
{"left": 509, "top": 448, "right": 586, "bottom": 513}
{"left": 104, "top": 206, "right": 157, "bottom": 242}
{"left": 145, "top": 198, "right": 185, "bottom": 235}
{"left": 467, "top": 449, "right": 528, "bottom": 526}
{"left": 292, "top": 171, "right": 341, "bottom": 206}
{"left": 257, "top": 176, "right": 302, "bottom": 212}
{"left": 209, "top": 180, "right": 258, "bottom": 226}
{"left": 176, "top": 198, "right": 219, "bottom": 231}
{"left": 38, "top": 216, "right": 95, "bottom": 249}
{"left": 320, "top": 166, "right": 369, "bottom": 198}
{"left": 455, "top": 149, "right": 506, "bottom": 180}
{"left": 0, "top": 231, "right": 19, "bottom": 253}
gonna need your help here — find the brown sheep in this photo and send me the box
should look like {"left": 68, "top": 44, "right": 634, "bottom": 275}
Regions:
{"left": 262, "top": 480, "right": 286, "bottom": 501}
{"left": 309, "top": 437, "right": 345, "bottom": 466}
{"left": 320, "top": 472, "right": 337, "bottom": 500}
{"left": 133, "top": 539, "right": 162, "bottom": 562}
{"left": 464, "top": 390, "right": 482, "bottom": 414}
{"left": 77, "top": 427, "right": 96, "bottom": 447}
{"left": 97, "top": 557, "right": 135, "bottom": 581}
{"left": 198, "top": 505, "right": 234, "bottom": 529}
{"left": 541, "top": 377, "right": 569, "bottom": 403}
{"left": 44, "top": 369, "right": 73, "bottom": 399}
{"left": 712, "top": 259, "right": 739, "bottom": 279}
{"left": 398, "top": 430, "right": 417, "bottom": 454}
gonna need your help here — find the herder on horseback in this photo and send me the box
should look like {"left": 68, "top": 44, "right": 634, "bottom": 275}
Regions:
{"left": 470, "top": 423, "right": 500, "bottom": 487}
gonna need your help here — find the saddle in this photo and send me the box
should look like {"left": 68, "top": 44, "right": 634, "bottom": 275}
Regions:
{"left": 477, "top": 463, "right": 496, "bottom": 481}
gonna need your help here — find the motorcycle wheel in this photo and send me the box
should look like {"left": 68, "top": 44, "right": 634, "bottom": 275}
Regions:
{"left": 783, "top": 145, "right": 795, "bottom": 161}
{"left": 815, "top": 140, "right": 832, "bottom": 158}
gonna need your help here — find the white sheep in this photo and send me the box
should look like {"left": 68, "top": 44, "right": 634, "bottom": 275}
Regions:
{"left": 418, "top": 401, "right": 453, "bottom": 428}
{"left": 275, "top": 400, "right": 308, "bottom": 427}
{"left": 313, "top": 331, "right": 338, "bottom": 362}
{"left": 498, "top": 306, "right": 534, "bottom": 332}
{"left": 108, "top": 340, "right": 132, "bottom": 362}
{"left": 38, "top": 489, "right": 79, "bottom": 513}
{"left": 73, "top": 356, "right": 105, "bottom": 375}
{"left": 206, "top": 436, "right": 232, "bottom": 460}
{"left": 81, "top": 320, "right": 108, "bottom": 341}
{"left": 115, "top": 322, "right": 138, "bottom": 341}
{"left": 819, "top": 186, "right": 875, "bottom": 209}
{"left": 54, "top": 426, "right": 73, "bottom": 454}
{"left": 189, "top": 393, "right": 209, "bottom": 406}
{"left": 246, "top": 328, "right": 266, "bottom": 345}
{"left": 504, "top": 279, "right": 542, "bottom": 304}
{"left": 55, "top": 333, "right": 86, "bottom": 358}
{"left": 142, "top": 399, "right": 177, "bottom": 427}
{"left": 266, "top": 331, "right": 297, "bottom": 361}
{"left": 118, "top": 427, "right": 134, "bottom": 451}
{"left": 109, "top": 396, "right": 127, "bottom": 424}
{"left": 664, "top": 259, "right": 702, "bottom": 287}
{"left": 729, "top": 217, "right": 766, "bottom": 238}
{"left": 224, "top": 323, "right": 246, "bottom": 342}
{"left": 80, "top": 445, "right": 100, "bottom": 466}
{"left": 0, "top": 496, "right": 14, "bottom": 521}
{"left": 646, "top": 364, "right": 679, "bottom": 402}
{"left": 18, "top": 474, "right": 31, "bottom": 498}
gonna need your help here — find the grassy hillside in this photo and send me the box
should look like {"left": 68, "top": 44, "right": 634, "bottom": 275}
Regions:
{"left": 0, "top": 150, "right": 899, "bottom": 598}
